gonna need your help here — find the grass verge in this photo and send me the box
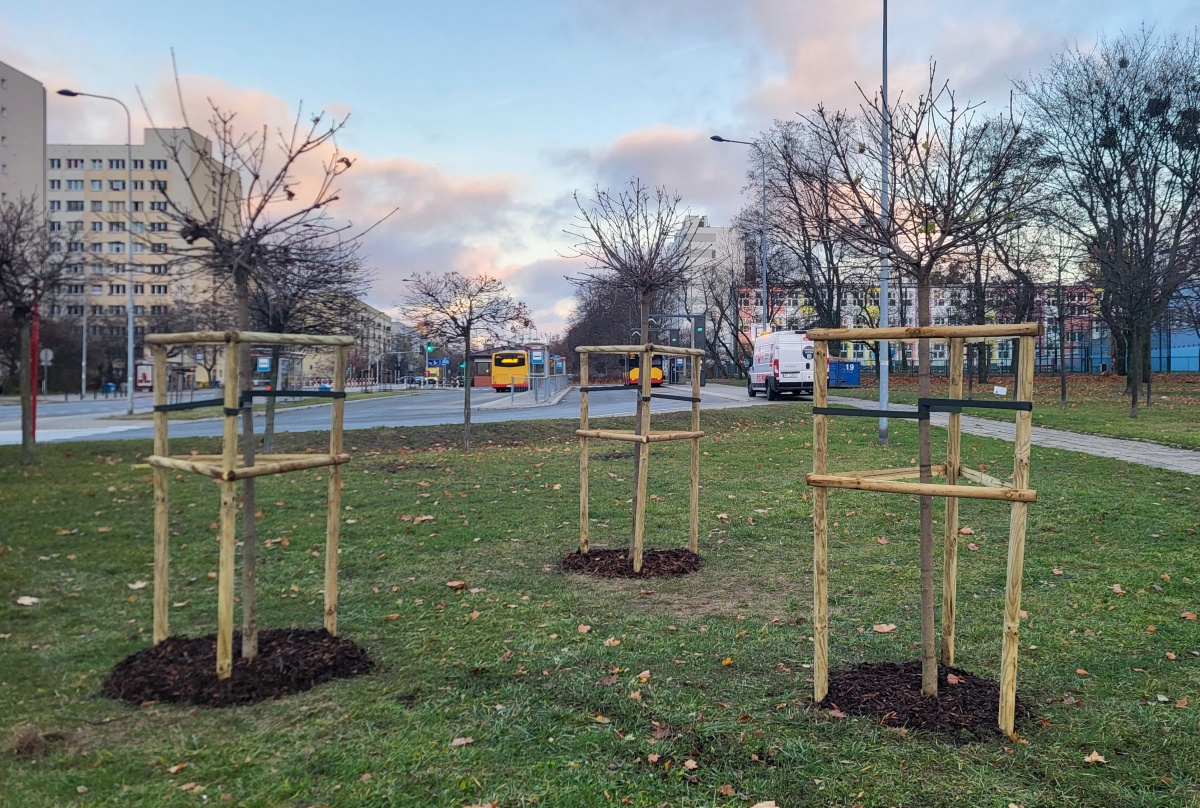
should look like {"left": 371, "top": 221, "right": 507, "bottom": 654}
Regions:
{"left": 1, "top": 408, "right": 1198, "bottom": 807}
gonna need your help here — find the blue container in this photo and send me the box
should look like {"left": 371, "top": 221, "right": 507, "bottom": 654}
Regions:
{"left": 102, "top": 382, "right": 117, "bottom": 394}
{"left": 828, "top": 360, "right": 861, "bottom": 388}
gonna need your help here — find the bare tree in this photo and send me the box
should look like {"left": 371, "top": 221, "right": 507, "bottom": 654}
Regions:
{"left": 247, "top": 239, "right": 371, "bottom": 451}
{"left": 400, "top": 272, "right": 531, "bottom": 451}
{"left": 696, "top": 228, "right": 754, "bottom": 378}
{"left": 0, "top": 197, "right": 71, "bottom": 464}
{"left": 1017, "top": 28, "right": 1200, "bottom": 416}
{"left": 152, "top": 90, "right": 363, "bottom": 659}
{"left": 807, "top": 66, "right": 1047, "bottom": 697}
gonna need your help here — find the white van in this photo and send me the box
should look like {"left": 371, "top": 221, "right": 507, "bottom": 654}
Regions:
{"left": 748, "top": 330, "right": 816, "bottom": 400}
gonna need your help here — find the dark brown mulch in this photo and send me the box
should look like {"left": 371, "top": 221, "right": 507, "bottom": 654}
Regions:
{"left": 101, "top": 628, "right": 373, "bottom": 707}
{"left": 819, "top": 660, "right": 1025, "bottom": 737}
{"left": 561, "top": 548, "right": 703, "bottom": 578}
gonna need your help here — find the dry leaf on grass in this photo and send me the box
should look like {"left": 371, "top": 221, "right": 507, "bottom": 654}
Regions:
{"left": 958, "top": 526, "right": 974, "bottom": 535}
{"left": 127, "top": 580, "right": 149, "bottom": 590}
{"left": 577, "top": 624, "right": 591, "bottom": 633}
{"left": 450, "top": 737, "right": 474, "bottom": 748}
{"left": 15, "top": 596, "right": 39, "bottom": 606}
{"left": 683, "top": 759, "right": 698, "bottom": 770}
{"left": 1082, "top": 751, "right": 1106, "bottom": 764}
{"left": 873, "top": 623, "right": 897, "bottom": 633}
{"left": 603, "top": 637, "right": 620, "bottom": 647}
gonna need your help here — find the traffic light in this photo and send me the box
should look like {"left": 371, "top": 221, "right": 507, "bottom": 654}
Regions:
{"left": 459, "top": 362, "right": 466, "bottom": 369}
{"left": 425, "top": 342, "right": 434, "bottom": 353}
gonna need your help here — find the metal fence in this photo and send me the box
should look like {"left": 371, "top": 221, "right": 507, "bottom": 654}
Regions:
{"left": 503, "top": 373, "right": 571, "bottom": 406}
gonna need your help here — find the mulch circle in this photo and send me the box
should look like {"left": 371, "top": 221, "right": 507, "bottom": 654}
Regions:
{"left": 561, "top": 547, "right": 703, "bottom": 578}
{"left": 101, "top": 628, "right": 373, "bottom": 707}
{"left": 819, "top": 660, "right": 1025, "bottom": 737}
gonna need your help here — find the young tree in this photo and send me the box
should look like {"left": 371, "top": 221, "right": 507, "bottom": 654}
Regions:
{"left": 154, "top": 97, "right": 361, "bottom": 659}
{"left": 0, "top": 197, "right": 71, "bottom": 464}
{"left": 400, "top": 272, "right": 531, "bottom": 450}
{"left": 807, "top": 67, "right": 1047, "bottom": 696}
{"left": 1017, "top": 28, "right": 1200, "bottom": 416}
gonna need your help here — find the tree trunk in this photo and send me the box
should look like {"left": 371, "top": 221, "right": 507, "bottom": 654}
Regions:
{"left": 1010, "top": 339, "right": 1021, "bottom": 402}
{"left": 1113, "top": 329, "right": 1128, "bottom": 378}
{"left": 916, "top": 274, "right": 936, "bottom": 698}
{"left": 629, "top": 293, "right": 651, "bottom": 558}
{"left": 1142, "top": 334, "right": 1152, "bottom": 408}
{"left": 18, "top": 317, "right": 34, "bottom": 466}
{"left": 1127, "top": 329, "right": 1141, "bottom": 418}
{"left": 263, "top": 344, "right": 283, "bottom": 454}
{"left": 462, "top": 324, "right": 473, "bottom": 451}
{"left": 1058, "top": 301, "right": 1067, "bottom": 413}
{"left": 235, "top": 275, "right": 259, "bottom": 658}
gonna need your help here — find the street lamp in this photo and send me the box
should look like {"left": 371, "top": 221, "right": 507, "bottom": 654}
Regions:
{"left": 877, "top": 0, "right": 892, "bottom": 445}
{"left": 57, "top": 88, "right": 136, "bottom": 415}
{"left": 711, "top": 135, "right": 770, "bottom": 335}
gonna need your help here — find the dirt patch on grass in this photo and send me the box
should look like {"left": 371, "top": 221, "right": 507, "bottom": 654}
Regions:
{"left": 820, "top": 660, "right": 1026, "bottom": 738}
{"left": 562, "top": 548, "right": 702, "bottom": 578}
{"left": 102, "top": 628, "right": 372, "bottom": 707}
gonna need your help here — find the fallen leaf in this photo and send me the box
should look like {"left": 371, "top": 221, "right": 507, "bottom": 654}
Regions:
{"left": 1176, "top": 697, "right": 1188, "bottom": 709}
{"left": 577, "top": 624, "right": 591, "bottom": 634}
{"left": 967, "top": 543, "right": 980, "bottom": 551}
{"left": 1182, "top": 612, "right": 1197, "bottom": 621}
{"left": 359, "top": 773, "right": 372, "bottom": 782}
{"left": 751, "top": 803, "right": 779, "bottom": 808}
{"left": 1147, "top": 626, "right": 1156, "bottom": 633}
{"left": 384, "top": 614, "right": 400, "bottom": 621}
{"left": 721, "top": 657, "right": 733, "bottom": 666}
{"left": 628, "top": 690, "right": 642, "bottom": 701}
{"left": 827, "top": 708, "right": 847, "bottom": 719}
{"left": 97, "top": 526, "right": 112, "bottom": 533}
{"left": 875, "top": 536, "right": 889, "bottom": 545}
{"left": 450, "top": 737, "right": 475, "bottom": 748}
{"left": 637, "top": 670, "right": 651, "bottom": 683}
{"left": 683, "top": 759, "right": 698, "bottom": 770}
{"left": 1110, "top": 584, "right": 1125, "bottom": 596}
{"left": 16, "top": 596, "right": 39, "bottom": 606}
{"left": 1053, "top": 568, "right": 1064, "bottom": 576}
{"left": 445, "top": 580, "right": 466, "bottom": 590}
{"left": 873, "top": 624, "right": 897, "bottom": 633}
{"left": 1076, "top": 668, "right": 1089, "bottom": 676}
{"left": 958, "top": 526, "right": 974, "bottom": 535}
{"left": 127, "top": 580, "right": 149, "bottom": 590}
{"left": 647, "top": 753, "right": 660, "bottom": 763}
{"left": 469, "top": 611, "right": 480, "bottom": 620}
{"left": 167, "top": 763, "right": 187, "bottom": 774}
{"left": 716, "top": 513, "right": 729, "bottom": 523}
{"left": 598, "top": 674, "right": 619, "bottom": 686}
{"left": 718, "top": 784, "right": 736, "bottom": 797}
{"left": 1166, "top": 652, "right": 1177, "bottom": 660}
{"left": 1082, "top": 751, "right": 1106, "bottom": 764}
{"left": 947, "top": 673, "right": 964, "bottom": 685}
{"left": 594, "top": 715, "right": 611, "bottom": 724}
{"left": 603, "top": 637, "right": 620, "bottom": 647}
{"left": 76, "top": 786, "right": 88, "bottom": 794}
{"left": 413, "top": 514, "right": 435, "bottom": 524}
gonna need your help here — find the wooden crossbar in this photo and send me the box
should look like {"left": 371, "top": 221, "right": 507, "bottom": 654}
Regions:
{"left": 574, "top": 429, "right": 705, "bottom": 444}
{"left": 575, "top": 342, "right": 705, "bottom": 357}
{"left": 958, "top": 467, "right": 1014, "bottom": 489}
{"left": 806, "top": 323, "right": 1043, "bottom": 341}
{"left": 806, "top": 473, "right": 1036, "bottom": 502}
{"left": 848, "top": 464, "right": 946, "bottom": 481}
{"left": 149, "top": 453, "right": 350, "bottom": 481}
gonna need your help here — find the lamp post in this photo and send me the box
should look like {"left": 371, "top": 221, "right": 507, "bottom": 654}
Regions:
{"left": 877, "top": 0, "right": 892, "bottom": 445}
{"left": 711, "top": 135, "right": 770, "bottom": 335}
{"left": 57, "top": 89, "right": 136, "bottom": 415}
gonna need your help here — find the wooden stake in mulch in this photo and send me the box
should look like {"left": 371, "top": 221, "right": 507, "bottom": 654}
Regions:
{"left": 574, "top": 342, "right": 705, "bottom": 573}
{"left": 805, "top": 322, "right": 1041, "bottom": 735}
{"left": 143, "top": 330, "right": 354, "bottom": 680}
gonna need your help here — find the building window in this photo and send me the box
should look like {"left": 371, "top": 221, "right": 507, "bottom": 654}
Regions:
{"left": 109, "top": 201, "right": 124, "bottom": 212}
{"left": 66, "top": 159, "right": 83, "bottom": 169}
{"left": 109, "top": 242, "right": 124, "bottom": 254}
{"left": 49, "top": 304, "right": 62, "bottom": 316}
{"left": 109, "top": 180, "right": 125, "bottom": 191}
{"left": 131, "top": 222, "right": 144, "bottom": 234}
{"left": 131, "top": 201, "right": 143, "bottom": 212}
{"left": 49, "top": 179, "right": 61, "bottom": 190}
{"left": 90, "top": 201, "right": 103, "bottom": 211}
{"left": 109, "top": 221, "right": 125, "bottom": 232}
{"left": 90, "top": 159, "right": 102, "bottom": 170}
{"left": 49, "top": 201, "right": 61, "bottom": 211}
{"left": 108, "top": 306, "right": 125, "bottom": 317}
{"left": 90, "top": 179, "right": 103, "bottom": 191}
{"left": 131, "top": 159, "right": 144, "bottom": 170}
{"left": 49, "top": 221, "right": 63, "bottom": 232}
{"left": 132, "top": 243, "right": 145, "bottom": 253}
{"left": 67, "top": 305, "right": 84, "bottom": 316}
{"left": 131, "top": 180, "right": 144, "bottom": 190}
{"left": 149, "top": 265, "right": 168, "bottom": 275}
{"left": 151, "top": 284, "right": 168, "bottom": 295}
{"left": 69, "top": 241, "right": 84, "bottom": 253}
{"left": 151, "top": 243, "right": 167, "bottom": 254}
{"left": 69, "top": 265, "right": 83, "bottom": 275}
{"left": 149, "top": 221, "right": 169, "bottom": 232}
{"left": 149, "top": 180, "right": 167, "bottom": 192}
{"left": 149, "top": 159, "right": 168, "bottom": 170}
{"left": 149, "top": 201, "right": 167, "bottom": 212}
{"left": 132, "top": 284, "right": 144, "bottom": 294}
{"left": 67, "top": 179, "right": 83, "bottom": 190}
{"left": 90, "top": 243, "right": 103, "bottom": 254}
{"left": 49, "top": 158, "right": 62, "bottom": 169}
{"left": 134, "top": 305, "right": 145, "bottom": 315}
{"left": 66, "top": 284, "right": 84, "bottom": 294}
{"left": 91, "top": 305, "right": 103, "bottom": 316}
{"left": 66, "top": 200, "right": 84, "bottom": 211}
{"left": 150, "top": 305, "right": 168, "bottom": 315}
{"left": 109, "top": 159, "right": 125, "bottom": 170}
{"left": 110, "top": 285, "right": 125, "bottom": 295}
{"left": 90, "top": 221, "right": 103, "bottom": 232}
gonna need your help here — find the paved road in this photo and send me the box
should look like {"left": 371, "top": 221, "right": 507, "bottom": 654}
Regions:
{"left": 0, "top": 384, "right": 773, "bottom": 445}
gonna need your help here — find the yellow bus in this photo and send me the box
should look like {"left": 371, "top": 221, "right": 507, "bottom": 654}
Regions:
{"left": 490, "top": 350, "right": 529, "bottom": 392}
{"left": 627, "top": 353, "right": 664, "bottom": 387}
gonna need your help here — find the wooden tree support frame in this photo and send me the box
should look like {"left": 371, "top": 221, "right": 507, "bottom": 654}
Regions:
{"left": 804, "top": 322, "right": 1040, "bottom": 735}
{"left": 576, "top": 343, "right": 705, "bottom": 573}
{"left": 143, "top": 330, "right": 354, "bottom": 680}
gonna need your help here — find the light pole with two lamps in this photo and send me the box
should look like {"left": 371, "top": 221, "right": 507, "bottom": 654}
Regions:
{"left": 56, "top": 88, "right": 136, "bottom": 415}
{"left": 710, "top": 135, "right": 771, "bottom": 335}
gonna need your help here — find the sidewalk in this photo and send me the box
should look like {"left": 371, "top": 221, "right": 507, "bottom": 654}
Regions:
{"left": 828, "top": 395, "right": 1200, "bottom": 476}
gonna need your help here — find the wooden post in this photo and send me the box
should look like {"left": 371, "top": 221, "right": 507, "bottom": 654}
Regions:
{"left": 579, "top": 353, "right": 590, "bottom": 554}
{"left": 688, "top": 354, "right": 701, "bottom": 554}
{"left": 941, "top": 337, "right": 964, "bottom": 666}
{"left": 151, "top": 346, "right": 170, "bottom": 644}
{"left": 812, "top": 339, "right": 830, "bottom": 703}
{"left": 324, "top": 345, "right": 347, "bottom": 635}
{"left": 999, "top": 334, "right": 1035, "bottom": 735}
{"left": 631, "top": 346, "right": 652, "bottom": 573}
{"left": 216, "top": 339, "right": 240, "bottom": 680}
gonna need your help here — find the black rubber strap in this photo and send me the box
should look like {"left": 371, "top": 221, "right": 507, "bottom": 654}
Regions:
{"left": 153, "top": 397, "right": 225, "bottom": 413}
{"left": 223, "top": 407, "right": 241, "bottom": 417}
{"left": 813, "top": 406, "right": 927, "bottom": 420}
{"left": 919, "top": 397, "right": 1032, "bottom": 412}
{"left": 578, "top": 385, "right": 633, "bottom": 393}
{"left": 651, "top": 393, "right": 702, "bottom": 403}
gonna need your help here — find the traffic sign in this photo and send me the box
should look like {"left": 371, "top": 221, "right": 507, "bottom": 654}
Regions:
{"left": 427, "top": 358, "right": 439, "bottom": 368}
{"left": 440, "top": 357, "right": 450, "bottom": 367}
{"left": 39, "top": 348, "right": 54, "bottom": 366}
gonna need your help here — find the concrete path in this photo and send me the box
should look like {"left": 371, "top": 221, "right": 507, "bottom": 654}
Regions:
{"left": 829, "top": 395, "right": 1200, "bottom": 476}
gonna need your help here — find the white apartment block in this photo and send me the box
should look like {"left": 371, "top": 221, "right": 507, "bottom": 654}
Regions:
{"left": 45, "top": 128, "right": 227, "bottom": 364}
{"left": 0, "top": 61, "right": 46, "bottom": 205}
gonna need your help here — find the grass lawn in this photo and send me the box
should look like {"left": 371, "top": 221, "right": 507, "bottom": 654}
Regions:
{"left": 2, "top": 408, "right": 1198, "bottom": 807}
{"left": 830, "top": 373, "right": 1200, "bottom": 450}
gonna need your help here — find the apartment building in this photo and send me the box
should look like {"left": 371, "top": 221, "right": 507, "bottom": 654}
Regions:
{"left": 44, "top": 128, "right": 231, "bottom": 375}
{"left": 0, "top": 60, "right": 46, "bottom": 204}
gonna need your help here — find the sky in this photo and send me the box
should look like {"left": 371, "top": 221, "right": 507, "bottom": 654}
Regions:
{"left": 1, "top": 0, "right": 1192, "bottom": 335}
